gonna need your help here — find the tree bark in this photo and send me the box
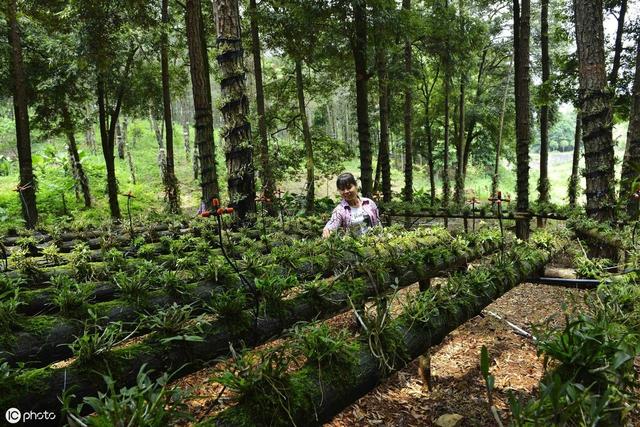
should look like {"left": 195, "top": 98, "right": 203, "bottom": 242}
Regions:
{"left": 182, "top": 118, "right": 191, "bottom": 162}
{"left": 514, "top": 0, "right": 531, "bottom": 239}
{"left": 214, "top": 0, "right": 256, "bottom": 219}
{"left": 97, "top": 78, "right": 121, "bottom": 219}
{"left": 186, "top": 0, "right": 219, "bottom": 207}
{"left": 402, "top": 0, "right": 413, "bottom": 202}
{"left": 115, "top": 120, "right": 125, "bottom": 160}
{"left": 161, "top": 0, "right": 181, "bottom": 213}
{"left": 609, "top": 0, "right": 627, "bottom": 88}
{"left": 6, "top": 0, "right": 37, "bottom": 228}
{"left": 454, "top": 78, "right": 465, "bottom": 206}
{"left": 249, "top": 0, "right": 275, "bottom": 214}
{"left": 575, "top": 0, "right": 616, "bottom": 221}
{"left": 62, "top": 104, "right": 91, "bottom": 208}
{"left": 620, "top": 35, "right": 640, "bottom": 217}
{"left": 568, "top": 111, "right": 581, "bottom": 207}
{"left": 295, "top": 60, "right": 315, "bottom": 213}
{"left": 376, "top": 45, "right": 391, "bottom": 203}
{"left": 352, "top": 0, "right": 372, "bottom": 197}
{"left": 538, "top": 0, "right": 550, "bottom": 206}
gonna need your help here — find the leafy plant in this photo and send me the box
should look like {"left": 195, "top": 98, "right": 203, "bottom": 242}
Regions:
{"left": 207, "top": 288, "right": 247, "bottom": 322}
{"left": 42, "top": 244, "right": 63, "bottom": 265}
{"left": 0, "top": 289, "right": 22, "bottom": 332}
{"left": 8, "top": 248, "right": 41, "bottom": 277}
{"left": 291, "top": 322, "right": 357, "bottom": 369}
{"left": 141, "top": 303, "right": 205, "bottom": 344}
{"left": 68, "top": 315, "right": 124, "bottom": 366}
{"left": 51, "top": 275, "right": 91, "bottom": 317}
{"left": 113, "top": 271, "right": 151, "bottom": 306}
{"left": 103, "top": 248, "right": 127, "bottom": 272}
{"left": 574, "top": 255, "right": 614, "bottom": 279}
{"left": 69, "top": 242, "right": 93, "bottom": 280}
{"left": 65, "top": 365, "right": 193, "bottom": 426}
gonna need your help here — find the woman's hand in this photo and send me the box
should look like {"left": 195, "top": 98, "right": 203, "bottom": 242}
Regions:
{"left": 322, "top": 228, "right": 332, "bottom": 238}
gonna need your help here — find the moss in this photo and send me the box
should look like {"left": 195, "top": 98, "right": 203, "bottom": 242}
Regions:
{"left": 0, "top": 367, "right": 55, "bottom": 407}
{"left": 20, "top": 315, "right": 60, "bottom": 336}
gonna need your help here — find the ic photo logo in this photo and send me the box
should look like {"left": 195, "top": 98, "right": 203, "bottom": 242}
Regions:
{"left": 5, "top": 408, "right": 20, "bottom": 424}
{"left": 4, "top": 408, "right": 56, "bottom": 424}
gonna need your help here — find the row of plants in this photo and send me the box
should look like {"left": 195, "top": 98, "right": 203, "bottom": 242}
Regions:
{"left": 204, "top": 230, "right": 565, "bottom": 426}
{"left": 0, "top": 227, "right": 502, "bottom": 415}
{"left": 499, "top": 272, "right": 640, "bottom": 425}
{"left": 0, "top": 226, "right": 466, "bottom": 367}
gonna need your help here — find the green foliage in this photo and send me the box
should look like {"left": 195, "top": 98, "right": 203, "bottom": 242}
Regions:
{"left": 291, "top": 322, "right": 358, "bottom": 369}
{"left": 68, "top": 314, "right": 123, "bottom": 366}
{"left": 65, "top": 365, "right": 192, "bottom": 426}
{"left": 0, "top": 289, "right": 22, "bottom": 332}
{"left": 254, "top": 275, "right": 298, "bottom": 316}
{"left": 113, "top": 270, "right": 152, "bottom": 306}
{"left": 207, "top": 288, "right": 247, "bottom": 322}
{"left": 8, "top": 248, "right": 41, "bottom": 277}
{"left": 141, "top": 303, "right": 205, "bottom": 344}
{"left": 51, "top": 275, "right": 91, "bottom": 317}
{"left": 69, "top": 242, "right": 93, "bottom": 280}
{"left": 574, "top": 256, "right": 613, "bottom": 279}
{"left": 42, "top": 244, "right": 63, "bottom": 265}
{"left": 103, "top": 248, "right": 127, "bottom": 272}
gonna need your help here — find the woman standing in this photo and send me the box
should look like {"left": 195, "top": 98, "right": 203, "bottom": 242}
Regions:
{"left": 322, "top": 172, "right": 381, "bottom": 237}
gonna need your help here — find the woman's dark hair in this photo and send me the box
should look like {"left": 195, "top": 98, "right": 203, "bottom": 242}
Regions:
{"left": 336, "top": 172, "right": 357, "bottom": 190}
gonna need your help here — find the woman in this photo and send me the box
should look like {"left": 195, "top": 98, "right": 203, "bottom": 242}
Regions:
{"left": 322, "top": 172, "right": 381, "bottom": 238}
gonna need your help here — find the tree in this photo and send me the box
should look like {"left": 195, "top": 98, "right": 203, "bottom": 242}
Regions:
{"left": 402, "top": 0, "right": 413, "bottom": 202}
{"left": 248, "top": 0, "right": 275, "bottom": 213}
{"left": 568, "top": 111, "right": 581, "bottom": 207}
{"left": 620, "top": 34, "right": 640, "bottom": 217}
{"left": 214, "top": 0, "right": 256, "bottom": 218}
{"left": 185, "top": 0, "right": 220, "bottom": 207}
{"left": 160, "top": 0, "right": 180, "bottom": 212}
{"left": 574, "top": 0, "right": 616, "bottom": 221}
{"left": 538, "top": 0, "right": 550, "bottom": 206}
{"left": 352, "top": 0, "right": 372, "bottom": 197}
{"left": 514, "top": 0, "right": 531, "bottom": 239}
{"left": 5, "top": 0, "right": 37, "bottom": 228}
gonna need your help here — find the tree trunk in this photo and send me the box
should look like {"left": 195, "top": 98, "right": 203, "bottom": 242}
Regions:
{"left": 161, "top": 0, "right": 181, "bottom": 213}
{"left": 352, "top": 0, "right": 372, "bottom": 197}
{"left": 514, "top": 0, "right": 531, "bottom": 239}
{"left": 97, "top": 78, "right": 121, "bottom": 219}
{"left": 492, "top": 61, "right": 512, "bottom": 197}
{"left": 7, "top": 0, "right": 37, "bottom": 228}
{"left": 214, "top": 0, "right": 256, "bottom": 219}
{"left": 249, "top": 0, "right": 275, "bottom": 214}
{"left": 295, "top": 60, "right": 315, "bottom": 213}
{"left": 115, "top": 120, "right": 125, "bottom": 160}
{"left": 575, "top": 0, "right": 616, "bottom": 221}
{"left": 538, "top": 0, "right": 550, "bottom": 206}
{"left": 609, "top": 0, "right": 627, "bottom": 88}
{"left": 62, "top": 104, "right": 91, "bottom": 208}
{"left": 150, "top": 109, "right": 164, "bottom": 149}
{"left": 186, "top": 0, "right": 219, "bottom": 206}
{"left": 443, "top": 66, "right": 451, "bottom": 220}
{"left": 376, "top": 41, "right": 391, "bottom": 203}
{"left": 620, "top": 35, "right": 640, "bottom": 217}
{"left": 568, "top": 111, "right": 581, "bottom": 207}
{"left": 454, "top": 78, "right": 465, "bottom": 206}
{"left": 84, "top": 120, "right": 97, "bottom": 155}
{"left": 402, "top": 0, "right": 413, "bottom": 202}
{"left": 182, "top": 118, "right": 191, "bottom": 162}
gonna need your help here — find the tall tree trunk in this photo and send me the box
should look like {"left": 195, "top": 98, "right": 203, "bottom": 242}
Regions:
{"left": 214, "top": 0, "right": 256, "bottom": 219}
{"left": 249, "top": 0, "right": 275, "bottom": 214}
{"left": 6, "top": 0, "right": 37, "bottom": 228}
{"left": 568, "top": 111, "right": 581, "bottom": 207}
{"left": 514, "top": 0, "right": 531, "bottom": 239}
{"left": 150, "top": 109, "right": 164, "bottom": 149}
{"left": 97, "top": 78, "right": 121, "bottom": 219}
{"left": 443, "top": 68, "right": 451, "bottom": 220}
{"left": 454, "top": 78, "right": 465, "bottom": 206}
{"left": 295, "top": 60, "right": 315, "bottom": 213}
{"left": 462, "top": 49, "right": 487, "bottom": 182}
{"left": 402, "top": 0, "right": 413, "bottom": 202}
{"left": 115, "top": 120, "right": 125, "bottom": 160}
{"left": 538, "top": 0, "right": 550, "bottom": 206}
{"left": 492, "top": 61, "right": 512, "bottom": 197}
{"left": 352, "top": 0, "right": 372, "bottom": 197}
{"left": 620, "top": 35, "right": 640, "bottom": 217}
{"left": 609, "top": 0, "right": 627, "bottom": 88}
{"left": 575, "top": 0, "right": 616, "bottom": 221}
{"left": 376, "top": 45, "right": 391, "bottom": 203}
{"left": 186, "top": 0, "right": 219, "bottom": 205}
{"left": 62, "top": 104, "right": 91, "bottom": 208}
{"left": 182, "top": 118, "right": 191, "bottom": 162}
{"left": 161, "top": 0, "right": 181, "bottom": 213}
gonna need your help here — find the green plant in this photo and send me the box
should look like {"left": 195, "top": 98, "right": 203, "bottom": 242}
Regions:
{"left": 15, "top": 236, "right": 38, "bottom": 254}
{"left": 291, "top": 322, "right": 357, "bottom": 369}
{"left": 69, "top": 242, "right": 93, "bottom": 280}
{"left": 255, "top": 275, "right": 297, "bottom": 316}
{"left": 103, "top": 248, "right": 127, "bottom": 272}
{"left": 42, "top": 244, "right": 63, "bottom": 265}
{"left": 8, "top": 248, "right": 41, "bottom": 277}
{"left": 141, "top": 303, "right": 205, "bottom": 344}
{"left": 51, "top": 275, "right": 90, "bottom": 317}
{"left": 136, "top": 243, "right": 157, "bottom": 260}
{"left": 207, "top": 288, "right": 247, "bottom": 321}
{"left": 113, "top": 271, "right": 151, "bottom": 306}
{"left": 0, "top": 289, "right": 21, "bottom": 332}
{"left": 0, "top": 275, "right": 25, "bottom": 295}
{"left": 574, "top": 255, "right": 614, "bottom": 279}
{"left": 67, "top": 316, "right": 124, "bottom": 366}
{"left": 65, "top": 365, "right": 193, "bottom": 426}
